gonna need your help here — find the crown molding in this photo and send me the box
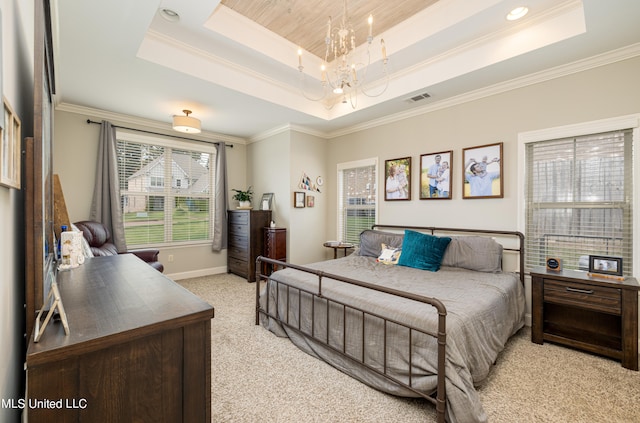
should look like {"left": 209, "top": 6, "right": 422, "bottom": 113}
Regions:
{"left": 55, "top": 102, "right": 247, "bottom": 145}
{"left": 324, "top": 42, "right": 640, "bottom": 139}
{"left": 249, "top": 123, "right": 330, "bottom": 143}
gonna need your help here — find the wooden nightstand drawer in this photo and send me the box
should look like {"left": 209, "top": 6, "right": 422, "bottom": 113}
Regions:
{"left": 544, "top": 279, "right": 621, "bottom": 315}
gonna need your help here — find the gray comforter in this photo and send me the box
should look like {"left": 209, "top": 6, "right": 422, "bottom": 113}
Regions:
{"left": 260, "top": 254, "right": 525, "bottom": 423}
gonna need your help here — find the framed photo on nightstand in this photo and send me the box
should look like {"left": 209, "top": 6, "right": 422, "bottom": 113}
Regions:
{"left": 588, "top": 255, "right": 623, "bottom": 277}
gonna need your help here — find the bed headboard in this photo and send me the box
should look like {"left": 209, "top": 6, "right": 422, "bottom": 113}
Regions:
{"left": 371, "top": 225, "right": 525, "bottom": 285}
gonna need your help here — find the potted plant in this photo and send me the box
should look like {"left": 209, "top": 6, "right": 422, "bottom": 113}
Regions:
{"left": 232, "top": 186, "right": 253, "bottom": 208}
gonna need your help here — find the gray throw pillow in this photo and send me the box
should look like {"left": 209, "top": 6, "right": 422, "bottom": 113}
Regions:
{"left": 358, "top": 230, "right": 404, "bottom": 258}
{"left": 441, "top": 236, "right": 503, "bottom": 272}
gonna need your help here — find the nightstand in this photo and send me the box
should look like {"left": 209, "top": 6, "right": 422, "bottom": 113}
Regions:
{"left": 531, "top": 267, "right": 639, "bottom": 370}
{"left": 263, "top": 227, "right": 286, "bottom": 276}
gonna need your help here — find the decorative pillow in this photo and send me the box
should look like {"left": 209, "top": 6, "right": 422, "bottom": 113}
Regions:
{"left": 441, "top": 236, "right": 503, "bottom": 273}
{"left": 358, "top": 230, "right": 404, "bottom": 258}
{"left": 397, "top": 230, "right": 451, "bottom": 272}
{"left": 376, "top": 243, "right": 402, "bottom": 265}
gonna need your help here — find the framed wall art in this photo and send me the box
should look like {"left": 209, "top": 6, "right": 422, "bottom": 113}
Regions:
{"left": 462, "top": 142, "right": 503, "bottom": 199}
{"left": 294, "top": 191, "right": 305, "bottom": 208}
{"left": 384, "top": 157, "right": 411, "bottom": 201}
{"left": 1, "top": 97, "right": 21, "bottom": 189}
{"left": 420, "top": 150, "right": 452, "bottom": 199}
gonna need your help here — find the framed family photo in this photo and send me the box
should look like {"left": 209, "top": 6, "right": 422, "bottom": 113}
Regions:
{"left": 384, "top": 157, "right": 411, "bottom": 201}
{"left": 462, "top": 142, "right": 503, "bottom": 199}
{"left": 420, "top": 150, "right": 452, "bottom": 200}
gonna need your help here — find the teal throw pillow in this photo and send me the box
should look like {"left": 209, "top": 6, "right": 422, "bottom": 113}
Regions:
{"left": 397, "top": 230, "right": 452, "bottom": 272}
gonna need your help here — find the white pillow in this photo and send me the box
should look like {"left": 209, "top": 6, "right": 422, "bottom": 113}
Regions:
{"left": 376, "top": 243, "right": 401, "bottom": 265}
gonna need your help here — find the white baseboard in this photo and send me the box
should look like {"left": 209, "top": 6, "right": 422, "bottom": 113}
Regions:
{"left": 167, "top": 266, "right": 227, "bottom": 281}
{"left": 524, "top": 313, "right": 532, "bottom": 327}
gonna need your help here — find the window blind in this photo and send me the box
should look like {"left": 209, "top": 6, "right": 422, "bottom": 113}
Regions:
{"left": 337, "top": 159, "right": 377, "bottom": 244}
{"left": 116, "top": 133, "right": 216, "bottom": 247}
{"left": 525, "top": 129, "right": 633, "bottom": 275}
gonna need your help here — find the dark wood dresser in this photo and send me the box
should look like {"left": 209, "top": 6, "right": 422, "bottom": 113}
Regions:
{"left": 26, "top": 254, "right": 215, "bottom": 422}
{"left": 531, "top": 267, "right": 638, "bottom": 370}
{"left": 227, "top": 209, "right": 271, "bottom": 282}
{"left": 263, "top": 227, "right": 287, "bottom": 276}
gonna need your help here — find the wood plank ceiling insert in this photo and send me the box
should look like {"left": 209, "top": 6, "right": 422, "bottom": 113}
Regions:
{"left": 220, "top": 0, "right": 440, "bottom": 58}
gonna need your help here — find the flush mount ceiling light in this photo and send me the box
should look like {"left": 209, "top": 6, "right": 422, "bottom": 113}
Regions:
{"left": 172, "top": 110, "right": 201, "bottom": 133}
{"left": 506, "top": 6, "right": 529, "bottom": 21}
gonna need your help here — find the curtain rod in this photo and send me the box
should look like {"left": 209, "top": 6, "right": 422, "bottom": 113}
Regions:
{"left": 86, "top": 119, "right": 233, "bottom": 148}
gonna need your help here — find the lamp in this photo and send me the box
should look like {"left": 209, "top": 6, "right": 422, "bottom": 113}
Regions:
{"left": 297, "top": 0, "right": 389, "bottom": 109}
{"left": 172, "top": 109, "right": 201, "bottom": 133}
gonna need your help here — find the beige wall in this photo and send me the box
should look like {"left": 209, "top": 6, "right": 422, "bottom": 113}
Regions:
{"left": 1, "top": 0, "right": 34, "bottom": 420}
{"left": 325, "top": 56, "right": 640, "bottom": 323}
{"left": 53, "top": 56, "right": 640, "bottom": 320}
{"left": 247, "top": 129, "right": 329, "bottom": 264}
{"left": 53, "top": 109, "right": 248, "bottom": 279}
{"left": 326, "top": 56, "right": 640, "bottom": 237}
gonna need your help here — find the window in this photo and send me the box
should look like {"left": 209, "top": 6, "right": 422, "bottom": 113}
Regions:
{"left": 116, "top": 131, "right": 216, "bottom": 247}
{"left": 523, "top": 126, "right": 634, "bottom": 276}
{"left": 337, "top": 158, "right": 377, "bottom": 244}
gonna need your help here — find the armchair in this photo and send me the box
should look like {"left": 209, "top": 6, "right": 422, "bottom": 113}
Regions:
{"left": 74, "top": 220, "right": 164, "bottom": 273}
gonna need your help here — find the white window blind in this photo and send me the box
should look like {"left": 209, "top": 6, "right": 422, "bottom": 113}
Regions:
{"left": 116, "top": 132, "right": 216, "bottom": 247}
{"left": 337, "top": 159, "right": 377, "bottom": 244}
{"left": 525, "top": 129, "right": 633, "bottom": 275}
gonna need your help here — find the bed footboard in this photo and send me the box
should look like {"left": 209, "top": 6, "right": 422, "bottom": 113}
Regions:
{"left": 255, "top": 257, "right": 448, "bottom": 423}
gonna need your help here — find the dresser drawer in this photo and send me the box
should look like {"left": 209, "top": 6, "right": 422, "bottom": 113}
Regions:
{"left": 229, "top": 223, "right": 249, "bottom": 236}
{"left": 228, "top": 243, "right": 248, "bottom": 260}
{"left": 544, "top": 279, "right": 621, "bottom": 315}
{"left": 228, "top": 211, "right": 249, "bottom": 225}
{"left": 228, "top": 257, "right": 247, "bottom": 276}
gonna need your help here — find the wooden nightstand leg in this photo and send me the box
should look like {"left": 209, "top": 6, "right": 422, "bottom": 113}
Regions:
{"left": 621, "top": 289, "right": 638, "bottom": 370}
{"left": 531, "top": 275, "right": 544, "bottom": 344}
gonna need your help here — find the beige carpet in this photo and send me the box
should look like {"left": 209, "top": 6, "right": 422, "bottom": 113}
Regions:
{"left": 179, "top": 273, "right": 640, "bottom": 423}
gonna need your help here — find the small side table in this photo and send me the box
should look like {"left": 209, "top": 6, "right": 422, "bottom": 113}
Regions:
{"left": 263, "top": 227, "right": 287, "bottom": 276}
{"left": 323, "top": 242, "right": 355, "bottom": 259}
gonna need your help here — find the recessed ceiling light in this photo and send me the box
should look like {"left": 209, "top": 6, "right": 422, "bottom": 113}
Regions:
{"left": 159, "top": 8, "right": 180, "bottom": 23}
{"left": 506, "top": 6, "right": 528, "bottom": 21}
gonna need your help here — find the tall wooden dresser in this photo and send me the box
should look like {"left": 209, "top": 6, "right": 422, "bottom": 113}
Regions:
{"left": 227, "top": 209, "right": 271, "bottom": 282}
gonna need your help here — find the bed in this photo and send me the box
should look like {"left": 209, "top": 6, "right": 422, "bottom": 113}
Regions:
{"left": 255, "top": 225, "right": 526, "bottom": 423}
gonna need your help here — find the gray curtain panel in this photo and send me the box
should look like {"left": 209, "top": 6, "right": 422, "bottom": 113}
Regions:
{"left": 90, "top": 120, "right": 127, "bottom": 252}
{"left": 212, "top": 142, "right": 229, "bottom": 251}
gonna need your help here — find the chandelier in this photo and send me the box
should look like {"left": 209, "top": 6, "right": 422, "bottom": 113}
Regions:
{"left": 297, "top": 0, "right": 389, "bottom": 109}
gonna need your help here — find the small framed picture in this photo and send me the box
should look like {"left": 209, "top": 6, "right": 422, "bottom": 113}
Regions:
{"left": 294, "top": 191, "right": 305, "bottom": 208}
{"left": 260, "top": 193, "right": 274, "bottom": 210}
{"left": 384, "top": 157, "right": 411, "bottom": 201}
{"left": 462, "top": 142, "right": 503, "bottom": 199}
{"left": 588, "top": 255, "right": 623, "bottom": 277}
{"left": 0, "top": 97, "right": 21, "bottom": 189}
{"left": 420, "top": 150, "right": 452, "bottom": 199}
{"left": 306, "top": 195, "right": 315, "bottom": 207}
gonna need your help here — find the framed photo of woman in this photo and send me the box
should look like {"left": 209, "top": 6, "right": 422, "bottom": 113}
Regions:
{"left": 462, "top": 142, "right": 503, "bottom": 199}
{"left": 384, "top": 157, "right": 411, "bottom": 201}
{"left": 420, "top": 151, "right": 452, "bottom": 200}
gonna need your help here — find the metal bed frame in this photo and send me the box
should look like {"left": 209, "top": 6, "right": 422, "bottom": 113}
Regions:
{"left": 255, "top": 225, "right": 525, "bottom": 423}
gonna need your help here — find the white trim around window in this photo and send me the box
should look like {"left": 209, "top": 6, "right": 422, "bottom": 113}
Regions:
{"left": 517, "top": 114, "right": 640, "bottom": 278}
